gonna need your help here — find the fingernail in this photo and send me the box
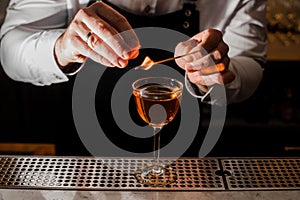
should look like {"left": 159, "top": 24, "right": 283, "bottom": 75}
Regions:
{"left": 122, "top": 50, "right": 131, "bottom": 59}
{"left": 118, "top": 58, "right": 127, "bottom": 68}
{"left": 129, "top": 50, "right": 139, "bottom": 59}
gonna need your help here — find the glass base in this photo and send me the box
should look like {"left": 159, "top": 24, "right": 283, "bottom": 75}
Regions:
{"left": 134, "top": 163, "right": 177, "bottom": 187}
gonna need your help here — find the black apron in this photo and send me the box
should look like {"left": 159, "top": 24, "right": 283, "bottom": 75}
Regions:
{"left": 102, "top": 1, "right": 199, "bottom": 37}
{"left": 88, "top": 0, "right": 199, "bottom": 36}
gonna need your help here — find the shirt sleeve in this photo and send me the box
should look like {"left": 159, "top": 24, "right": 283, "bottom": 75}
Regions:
{"left": 198, "top": 0, "right": 268, "bottom": 104}
{"left": 0, "top": 0, "right": 83, "bottom": 86}
{"left": 222, "top": 0, "right": 268, "bottom": 104}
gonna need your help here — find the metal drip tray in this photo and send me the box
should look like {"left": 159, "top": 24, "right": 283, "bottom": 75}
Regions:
{"left": 1, "top": 156, "right": 300, "bottom": 191}
{"left": 221, "top": 158, "right": 300, "bottom": 190}
{"left": 0, "top": 156, "right": 223, "bottom": 191}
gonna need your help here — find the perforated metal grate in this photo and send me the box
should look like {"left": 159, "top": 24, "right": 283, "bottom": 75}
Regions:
{"left": 1, "top": 156, "right": 300, "bottom": 191}
{"left": 221, "top": 158, "right": 300, "bottom": 190}
{"left": 0, "top": 156, "right": 224, "bottom": 191}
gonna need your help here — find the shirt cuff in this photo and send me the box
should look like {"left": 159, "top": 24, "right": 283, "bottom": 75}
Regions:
{"left": 61, "top": 62, "right": 85, "bottom": 76}
{"left": 224, "top": 56, "right": 263, "bottom": 104}
{"left": 35, "top": 29, "right": 69, "bottom": 85}
{"left": 184, "top": 72, "right": 214, "bottom": 102}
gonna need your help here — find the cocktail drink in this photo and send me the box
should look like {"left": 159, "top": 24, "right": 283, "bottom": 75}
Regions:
{"left": 132, "top": 77, "right": 183, "bottom": 186}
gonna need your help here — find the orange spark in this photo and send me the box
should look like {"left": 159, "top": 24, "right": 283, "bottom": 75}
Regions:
{"left": 136, "top": 56, "right": 155, "bottom": 70}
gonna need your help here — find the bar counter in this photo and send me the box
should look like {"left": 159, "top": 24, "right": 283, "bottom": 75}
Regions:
{"left": 1, "top": 189, "right": 300, "bottom": 200}
{"left": 0, "top": 156, "right": 299, "bottom": 199}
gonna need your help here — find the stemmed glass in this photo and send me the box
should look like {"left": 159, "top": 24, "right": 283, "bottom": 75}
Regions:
{"left": 132, "top": 77, "right": 183, "bottom": 186}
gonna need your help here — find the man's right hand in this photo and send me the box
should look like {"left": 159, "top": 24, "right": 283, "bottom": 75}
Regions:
{"left": 54, "top": 1, "right": 140, "bottom": 70}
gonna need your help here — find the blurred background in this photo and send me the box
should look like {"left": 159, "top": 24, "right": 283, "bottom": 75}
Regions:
{"left": 0, "top": 0, "right": 299, "bottom": 157}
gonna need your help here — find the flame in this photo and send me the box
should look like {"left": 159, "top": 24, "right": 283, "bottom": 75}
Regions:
{"left": 139, "top": 56, "right": 155, "bottom": 70}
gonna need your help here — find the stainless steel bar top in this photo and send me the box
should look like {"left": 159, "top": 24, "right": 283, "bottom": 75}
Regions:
{"left": 0, "top": 156, "right": 300, "bottom": 192}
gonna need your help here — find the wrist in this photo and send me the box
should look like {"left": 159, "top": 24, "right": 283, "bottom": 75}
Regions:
{"left": 54, "top": 38, "right": 84, "bottom": 75}
{"left": 196, "top": 84, "right": 209, "bottom": 93}
{"left": 54, "top": 36, "right": 69, "bottom": 68}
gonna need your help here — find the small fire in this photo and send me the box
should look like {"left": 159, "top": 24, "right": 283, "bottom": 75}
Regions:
{"left": 135, "top": 56, "right": 155, "bottom": 70}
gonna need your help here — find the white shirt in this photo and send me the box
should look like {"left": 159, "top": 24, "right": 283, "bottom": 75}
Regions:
{"left": 0, "top": 0, "right": 267, "bottom": 103}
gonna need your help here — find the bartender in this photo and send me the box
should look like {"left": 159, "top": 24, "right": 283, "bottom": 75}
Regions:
{"left": 0, "top": 0, "right": 267, "bottom": 155}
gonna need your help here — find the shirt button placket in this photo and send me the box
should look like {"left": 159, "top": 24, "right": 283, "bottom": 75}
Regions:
{"left": 144, "top": 5, "right": 151, "bottom": 14}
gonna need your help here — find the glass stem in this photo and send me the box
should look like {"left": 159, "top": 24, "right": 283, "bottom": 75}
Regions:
{"left": 153, "top": 126, "right": 162, "bottom": 172}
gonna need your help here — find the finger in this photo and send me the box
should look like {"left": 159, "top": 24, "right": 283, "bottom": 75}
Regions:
{"left": 185, "top": 38, "right": 230, "bottom": 70}
{"left": 72, "top": 20, "right": 92, "bottom": 44}
{"left": 62, "top": 34, "right": 88, "bottom": 64}
{"left": 207, "top": 40, "right": 229, "bottom": 63}
{"left": 89, "top": 20, "right": 130, "bottom": 59}
{"left": 194, "top": 29, "right": 223, "bottom": 53}
{"left": 187, "top": 70, "right": 218, "bottom": 86}
{"left": 93, "top": 2, "right": 132, "bottom": 33}
{"left": 88, "top": 51, "right": 116, "bottom": 67}
{"left": 197, "top": 56, "right": 229, "bottom": 74}
{"left": 115, "top": 30, "right": 140, "bottom": 60}
{"left": 175, "top": 39, "right": 198, "bottom": 55}
{"left": 71, "top": 19, "right": 128, "bottom": 68}
{"left": 175, "top": 39, "right": 198, "bottom": 66}
{"left": 188, "top": 69, "right": 234, "bottom": 86}
{"left": 95, "top": 2, "right": 140, "bottom": 58}
{"left": 183, "top": 43, "right": 208, "bottom": 63}
{"left": 128, "top": 48, "right": 139, "bottom": 59}
{"left": 184, "top": 53, "right": 215, "bottom": 72}
{"left": 186, "top": 64, "right": 235, "bottom": 86}
{"left": 219, "top": 70, "right": 236, "bottom": 85}
{"left": 75, "top": 35, "right": 116, "bottom": 67}
{"left": 88, "top": 33, "right": 128, "bottom": 68}
{"left": 199, "top": 63, "right": 226, "bottom": 75}
{"left": 92, "top": 2, "right": 140, "bottom": 58}
{"left": 72, "top": 17, "right": 130, "bottom": 67}
{"left": 79, "top": 10, "right": 130, "bottom": 59}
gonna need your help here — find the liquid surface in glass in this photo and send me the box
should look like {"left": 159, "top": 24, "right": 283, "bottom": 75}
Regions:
{"left": 133, "top": 84, "right": 182, "bottom": 127}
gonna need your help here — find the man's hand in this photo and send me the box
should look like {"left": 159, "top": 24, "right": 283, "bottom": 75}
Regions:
{"left": 54, "top": 1, "right": 140, "bottom": 69}
{"left": 175, "top": 29, "right": 235, "bottom": 92}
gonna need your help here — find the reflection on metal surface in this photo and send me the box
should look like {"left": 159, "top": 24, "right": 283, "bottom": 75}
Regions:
{"left": 222, "top": 158, "right": 300, "bottom": 190}
{"left": 0, "top": 156, "right": 223, "bottom": 191}
{"left": 0, "top": 156, "right": 299, "bottom": 191}
{"left": 134, "top": 163, "right": 178, "bottom": 187}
